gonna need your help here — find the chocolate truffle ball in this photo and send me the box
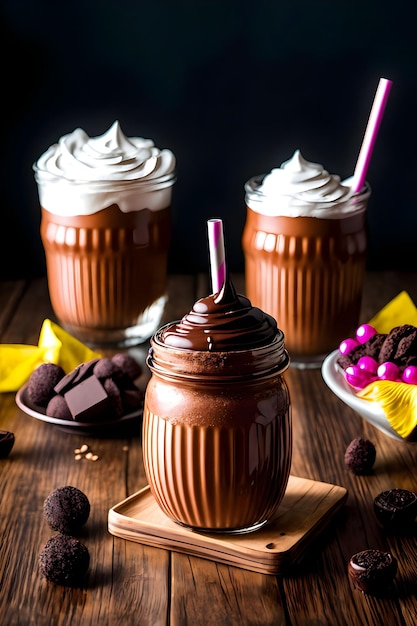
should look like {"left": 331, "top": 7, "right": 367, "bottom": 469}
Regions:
{"left": 43, "top": 486, "right": 90, "bottom": 534}
{"left": 348, "top": 549, "right": 397, "bottom": 595}
{"left": 46, "top": 395, "right": 72, "bottom": 421}
{"left": 0, "top": 430, "right": 15, "bottom": 458}
{"left": 27, "top": 363, "right": 66, "bottom": 406}
{"left": 122, "top": 387, "right": 144, "bottom": 412}
{"left": 103, "top": 378, "right": 124, "bottom": 418}
{"left": 374, "top": 488, "right": 417, "bottom": 530}
{"left": 344, "top": 437, "right": 376, "bottom": 475}
{"left": 39, "top": 534, "right": 90, "bottom": 585}
{"left": 111, "top": 353, "right": 142, "bottom": 380}
{"left": 93, "top": 357, "right": 122, "bottom": 380}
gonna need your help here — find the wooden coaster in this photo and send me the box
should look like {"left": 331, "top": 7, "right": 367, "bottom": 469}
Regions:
{"left": 108, "top": 475, "right": 347, "bottom": 575}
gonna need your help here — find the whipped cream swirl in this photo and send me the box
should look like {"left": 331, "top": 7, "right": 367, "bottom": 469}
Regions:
{"left": 161, "top": 278, "right": 278, "bottom": 351}
{"left": 34, "top": 121, "right": 176, "bottom": 215}
{"left": 245, "top": 150, "right": 365, "bottom": 218}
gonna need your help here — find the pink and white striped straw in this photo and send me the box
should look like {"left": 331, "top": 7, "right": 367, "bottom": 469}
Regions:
{"left": 351, "top": 77, "right": 393, "bottom": 193}
{"left": 207, "top": 218, "right": 226, "bottom": 294}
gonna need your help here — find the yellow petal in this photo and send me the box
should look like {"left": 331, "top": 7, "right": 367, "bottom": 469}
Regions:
{"left": 368, "top": 291, "right": 417, "bottom": 334}
{"left": 38, "top": 320, "right": 101, "bottom": 373}
{"left": 0, "top": 346, "right": 48, "bottom": 393}
{"left": 0, "top": 319, "right": 102, "bottom": 393}
{"left": 358, "top": 380, "right": 417, "bottom": 439}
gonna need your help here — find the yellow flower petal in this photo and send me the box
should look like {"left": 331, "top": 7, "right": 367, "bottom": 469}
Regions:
{"left": 0, "top": 319, "right": 102, "bottom": 393}
{"left": 368, "top": 291, "right": 417, "bottom": 334}
{"left": 38, "top": 320, "right": 101, "bottom": 373}
{"left": 358, "top": 380, "right": 417, "bottom": 439}
{"left": 0, "top": 346, "right": 48, "bottom": 392}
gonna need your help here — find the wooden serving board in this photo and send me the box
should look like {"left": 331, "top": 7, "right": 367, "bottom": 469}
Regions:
{"left": 108, "top": 475, "right": 347, "bottom": 575}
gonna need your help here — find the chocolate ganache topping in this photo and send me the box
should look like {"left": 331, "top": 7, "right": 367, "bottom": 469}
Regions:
{"left": 161, "top": 277, "right": 278, "bottom": 351}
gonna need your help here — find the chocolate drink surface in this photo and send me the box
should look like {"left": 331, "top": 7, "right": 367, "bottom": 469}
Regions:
{"left": 243, "top": 150, "right": 370, "bottom": 369}
{"left": 34, "top": 121, "right": 176, "bottom": 348}
{"left": 142, "top": 278, "right": 291, "bottom": 533}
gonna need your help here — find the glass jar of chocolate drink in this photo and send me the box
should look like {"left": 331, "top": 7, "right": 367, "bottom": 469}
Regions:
{"left": 243, "top": 150, "right": 370, "bottom": 368}
{"left": 34, "top": 121, "right": 176, "bottom": 348}
{"left": 142, "top": 278, "right": 291, "bottom": 533}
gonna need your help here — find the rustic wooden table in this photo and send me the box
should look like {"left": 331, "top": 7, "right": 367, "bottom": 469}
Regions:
{"left": 1, "top": 271, "right": 416, "bottom": 626}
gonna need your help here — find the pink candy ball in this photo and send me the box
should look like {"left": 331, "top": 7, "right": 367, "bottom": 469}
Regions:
{"left": 402, "top": 365, "right": 417, "bottom": 385}
{"left": 377, "top": 361, "right": 400, "bottom": 381}
{"left": 357, "top": 355, "right": 378, "bottom": 375}
{"left": 356, "top": 324, "right": 377, "bottom": 344}
{"left": 345, "top": 365, "right": 374, "bottom": 389}
{"left": 339, "top": 338, "right": 359, "bottom": 355}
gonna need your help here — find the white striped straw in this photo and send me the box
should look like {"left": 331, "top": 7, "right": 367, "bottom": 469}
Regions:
{"left": 352, "top": 77, "right": 393, "bottom": 193}
{"left": 207, "top": 218, "right": 226, "bottom": 294}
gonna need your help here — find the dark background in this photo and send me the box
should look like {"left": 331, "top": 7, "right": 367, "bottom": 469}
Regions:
{"left": 1, "top": 0, "right": 416, "bottom": 280}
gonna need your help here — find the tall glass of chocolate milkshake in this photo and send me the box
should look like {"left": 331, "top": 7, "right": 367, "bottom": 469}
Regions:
{"left": 142, "top": 277, "right": 291, "bottom": 533}
{"left": 34, "top": 121, "right": 176, "bottom": 348}
{"left": 242, "top": 151, "right": 370, "bottom": 368}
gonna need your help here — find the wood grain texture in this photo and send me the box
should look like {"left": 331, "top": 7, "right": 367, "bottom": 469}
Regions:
{"left": 108, "top": 478, "right": 347, "bottom": 574}
{"left": 0, "top": 271, "right": 416, "bottom": 625}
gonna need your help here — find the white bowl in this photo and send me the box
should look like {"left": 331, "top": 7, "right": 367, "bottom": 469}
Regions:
{"left": 321, "top": 350, "right": 409, "bottom": 442}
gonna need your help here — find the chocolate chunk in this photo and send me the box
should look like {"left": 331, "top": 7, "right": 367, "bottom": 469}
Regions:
{"left": 374, "top": 488, "right": 417, "bottom": 530}
{"left": 337, "top": 333, "right": 387, "bottom": 370}
{"left": 348, "top": 549, "right": 397, "bottom": 595}
{"left": 405, "top": 355, "right": 417, "bottom": 368}
{"left": 54, "top": 358, "right": 100, "bottom": 395}
{"left": 337, "top": 344, "right": 367, "bottom": 369}
{"left": 0, "top": 430, "right": 15, "bottom": 458}
{"left": 344, "top": 437, "right": 376, "bottom": 475}
{"left": 379, "top": 325, "right": 417, "bottom": 365}
{"left": 365, "top": 333, "right": 388, "bottom": 358}
{"left": 396, "top": 331, "right": 417, "bottom": 361}
{"left": 64, "top": 375, "right": 110, "bottom": 422}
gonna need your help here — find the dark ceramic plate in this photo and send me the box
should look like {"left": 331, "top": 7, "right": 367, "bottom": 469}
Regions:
{"left": 15, "top": 384, "right": 142, "bottom": 435}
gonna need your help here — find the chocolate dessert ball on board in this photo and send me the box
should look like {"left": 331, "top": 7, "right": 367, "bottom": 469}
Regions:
{"left": 43, "top": 486, "right": 90, "bottom": 534}
{"left": 344, "top": 437, "right": 376, "bottom": 475}
{"left": 39, "top": 534, "right": 90, "bottom": 585}
{"left": 27, "top": 363, "right": 65, "bottom": 406}
{"left": 348, "top": 549, "right": 397, "bottom": 595}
